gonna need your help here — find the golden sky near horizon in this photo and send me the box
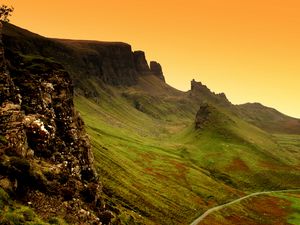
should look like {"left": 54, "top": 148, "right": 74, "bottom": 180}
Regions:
{"left": 2, "top": 0, "right": 300, "bottom": 118}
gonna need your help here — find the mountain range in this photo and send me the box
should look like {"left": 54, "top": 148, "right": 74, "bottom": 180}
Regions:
{"left": 1, "top": 22, "right": 300, "bottom": 224}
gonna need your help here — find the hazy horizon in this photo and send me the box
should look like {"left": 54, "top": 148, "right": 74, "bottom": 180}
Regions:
{"left": 3, "top": 0, "right": 300, "bottom": 118}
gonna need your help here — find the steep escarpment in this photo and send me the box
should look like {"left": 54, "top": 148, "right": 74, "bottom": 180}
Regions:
{"left": 0, "top": 23, "right": 112, "bottom": 224}
{"left": 133, "top": 50, "right": 151, "bottom": 75}
{"left": 2, "top": 23, "right": 165, "bottom": 90}
{"left": 150, "top": 61, "right": 165, "bottom": 82}
{"left": 190, "top": 79, "right": 231, "bottom": 107}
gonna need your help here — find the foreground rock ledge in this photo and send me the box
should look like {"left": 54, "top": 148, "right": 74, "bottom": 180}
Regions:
{"left": 0, "top": 21, "right": 112, "bottom": 225}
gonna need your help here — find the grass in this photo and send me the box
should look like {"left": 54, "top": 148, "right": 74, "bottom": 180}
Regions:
{"left": 0, "top": 188, "right": 67, "bottom": 225}
{"left": 75, "top": 86, "right": 239, "bottom": 224}
{"left": 272, "top": 192, "right": 300, "bottom": 224}
{"left": 74, "top": 76, "right": 300, "bottom": 225}
{"left": 198, "top": 191, "right": 300, "bottom": 225}
{"left": 4, "top": 22, "right": 300, "bottom": 224}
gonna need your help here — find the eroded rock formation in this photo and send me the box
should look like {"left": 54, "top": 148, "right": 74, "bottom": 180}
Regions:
{"left": 190, "top": 79, "right": 231, "bottom": 107}
{"left": 133, "top": 51, "right": 151, "bottom": 75}
{"left": 2, "top": 23, "right": 166, "bottom": 89}
{"left": 195, "top": 103, "right": 234, "bottom": 130}
{"left": 150, "top": 61, "right": 165, "bottom": 82}
{"left": 0, "top": 22, "right": 112, "bottom": 224}
{"left": 195, "top": 103, "right": 213, "bottom": 129}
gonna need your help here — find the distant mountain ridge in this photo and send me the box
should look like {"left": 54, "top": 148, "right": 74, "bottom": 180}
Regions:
{"left": 188, "top": 79, "right": 300, "bottom": 134}
{"left": 2, "top": 22, "right": 300, "bottom": 135}
{"left": 236, "top": 102, "right": 300, "bottom": 134}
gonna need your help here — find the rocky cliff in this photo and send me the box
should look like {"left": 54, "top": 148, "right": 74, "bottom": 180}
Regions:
{"left": 0, "top": 22, "right": 112, "bottom": 224}
{"left": 150, "top": 61, "right": 165, "bottom": 82}
{"left": 2, "top": 23, "right": 165, "bottom": 91}
{"left": 133, "top": 51, "right": 151, "bottom": 75}
{"left": 190, "top": 79, "right": 231, "bottom": 107}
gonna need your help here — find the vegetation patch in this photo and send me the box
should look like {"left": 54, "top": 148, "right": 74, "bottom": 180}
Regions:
{"left": 0, "top": 187, "right": 66, "bottom": 225}
{"left": 225, "top": 158, "right": 250, "bottom": 172}
{"left": 273, "top": 192, "right": 300, "bottom": 225}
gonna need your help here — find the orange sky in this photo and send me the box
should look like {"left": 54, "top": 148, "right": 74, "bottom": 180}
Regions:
{"left": 3, "top": 0, "right": 300, "bottom": 118}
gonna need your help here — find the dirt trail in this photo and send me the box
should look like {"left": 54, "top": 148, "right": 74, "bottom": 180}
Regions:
{"left": 190, "top": 189, "right": 300, "bottom": 225}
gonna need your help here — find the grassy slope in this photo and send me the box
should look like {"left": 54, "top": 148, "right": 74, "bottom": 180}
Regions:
{"left": 75, "top": 75, "right": 300, "bottom": 224}
{"left": 75, "top": 87, "right": 238, "bottom": 224}
{"left": 274, "top": 192, "right": 300, "bottom": 224}
{"left": 237, "top": 103, "right": 300, "bottom": 134}
{"left": 199, "top": 191, "right": 300, "bottom": 225}
{"left": 3, "top": 23, "right": 300, "bottom": 224}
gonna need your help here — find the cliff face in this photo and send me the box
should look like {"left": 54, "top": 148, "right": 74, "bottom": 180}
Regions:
{"left": 190, "top": 79, "right": 231, "bottom": 107}
{"left": 62, "top": 40, "right": 139, "bottom": 86}
{"left": 2, "top": 23, "right": 166, "bottom": 91}
{"left": 150, "top": 61, "right": 165, "bottom": 82}
{"left": 133, "top": 50, "right": 151, "bottom": 75}
{"left": 0, "top": 23, "right": 112, "bottom": 224}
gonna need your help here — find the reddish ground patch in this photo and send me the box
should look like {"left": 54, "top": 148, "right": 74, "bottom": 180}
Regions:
{"left": 225, "top": 158, "right": 250, "bottom": 172}
{"left": 201, "top": 214, "right": 229, "bottom": 225}
{"left": 169, "top": 160, "right": 189, "bottom": 182}
{"left": 221, "top": 214, "right": 258, "bottom": 225}
{"left": 201, "top": 213, "right": 264, "bottom": 225}
{"left": 199, "top": 195, "right": 291, "bottom": 225}
{"left": 139, "top": 152, "right": 156, "bottom": 163}
{"left": 287, "top": 193, "right": 300, "bottom": 198}
{"left": 247, "top": 195, "right": 290, "bottom": 218}
{"left": 143, "top": 167, "right": 168, "bottom": 180}
{"left": 192, "top": 196, "right": 206, "bottom": 206}
{"left": 259, "top": 161, "right": 290, "bottom": 171}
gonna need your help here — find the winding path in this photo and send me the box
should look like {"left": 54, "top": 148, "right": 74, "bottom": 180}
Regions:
{"left": 190, "top": 189, "right": 300, "bottom": 225}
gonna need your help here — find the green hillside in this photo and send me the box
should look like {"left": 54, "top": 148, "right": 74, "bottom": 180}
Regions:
{"left": 2, "top": 23, "right": 300, "bottom": 224}
{"left": 198, "top": 191, "right": 300, "bottom": 225}
{"left": 75, "top": 75, "right": 300, "bottom": 224}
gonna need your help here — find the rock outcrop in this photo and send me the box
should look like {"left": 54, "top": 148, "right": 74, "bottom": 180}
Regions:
{"left": 150, "top": 61, "right": 165, "bottom": 82}
{"left": 2, "top": 23, "right": 166, "bottom": 90}
{"left": 195, "top": 103, "right": 214, "bottom": 129}
{"left": 133, "top": 51, "right": 151, "bottom": 75}
{"left": 0, "top": 22, "right": 112, "bottom": 224}
{"left": 190, "top": 79, "right": 231, "bottom": 107}
{"left": 191, "top": 79, "right": 211, "bottom": 94}
{"left": 195, "top": 103, "right": 233, "bottom": 130}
